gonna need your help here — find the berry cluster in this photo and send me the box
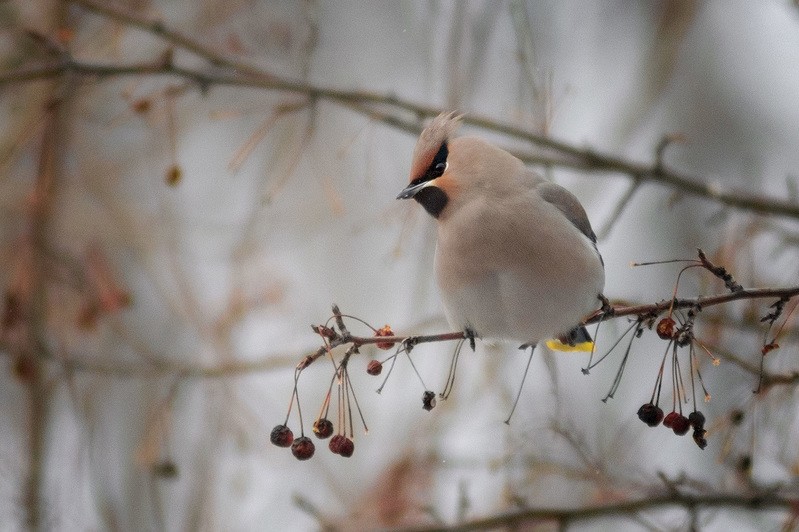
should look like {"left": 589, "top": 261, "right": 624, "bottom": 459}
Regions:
{"left": 637, "top": 403, "right": 707, "bottom": 449}
{"left": 269, "top": 417, "right": 358, "bottom": 460}
{"left": 636, "top": 315, "right": 712, "bottom": 450}
{"left": 272, "top": 317, "right": 438, "bottom": 461}
{"left": 270, "top": 424, "right": 316, "bottom": 460}
{"left": 270, "top": 346, "right": 361, "bottom": 461}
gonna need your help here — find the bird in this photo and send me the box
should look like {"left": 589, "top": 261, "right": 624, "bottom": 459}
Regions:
{"left": 397, "top": 112, "right": 605, "bottom": 354}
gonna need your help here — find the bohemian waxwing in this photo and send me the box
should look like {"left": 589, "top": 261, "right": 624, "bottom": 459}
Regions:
{"left": 397, "top": 112, "right": 605, "bottom": 352}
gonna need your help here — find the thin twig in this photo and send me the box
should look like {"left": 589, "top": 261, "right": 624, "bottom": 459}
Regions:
{"left": 17, "top": 283, "right": 799, "bottom": 380}
{"left": 596, "top": 178, "right": 642, "bottom": 239}
{"left": 392, "top": 491, "right": 799, "bottom": 532}
{"left": 30, "top": 3, "right": 793, "bottom": 224}
{"left": 584, "top": 286, "right": 799, "bottom": 325}
{"left": 3, "top": 49, "right": 799, "bottom": 219}
{"left": 65, "top": 0, "right": 277, "bottom": 79}
{"left": 19, "top": 53, "right": 76, "bottom": 532}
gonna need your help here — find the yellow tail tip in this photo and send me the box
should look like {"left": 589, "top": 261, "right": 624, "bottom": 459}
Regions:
{"left": 545, "top": 339, "right": 594, "bottom": 352}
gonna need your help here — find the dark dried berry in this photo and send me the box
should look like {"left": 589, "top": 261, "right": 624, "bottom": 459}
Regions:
{"left": 688, "top": 411, "right": 706, "bottom": 430}
{"left": 131, "top": 98, "right": 152, "bottom": 115}
{"left": 329, "top": 434, "right": 346, "bottom": 454}
{"left": 672, "top": 414, "right": 690, "bottom": 436}
{"left": 422, "top": 390, "right": 436, "bottom": 411}
{"left": 152, "top": 460, "right": 179, "bottom": 478}
{"left": 12, "top": 356, "right": 38, "bottom": 383}
{"left": 761, "top": 342, "right": 779, "bottom": 356}
{"left": 637, "top": 403, "right": 664, "bottom": 427}
{"left": 692, "top": 428, "right": 708, "bottom": 450}
{"left": 663, "top": 411, "right": 679, "bottom": 429}
{"left": 291, "top": 436, "right": 315, "bottom": 460}
{"left": 165, "top": 164, "right": 182, "bottom": 186}
{"left": 270, "top": 424, "right": 294, "bottom": 447}
{"left": 339, "top": 437, "right": 355, "bottom": 458}
{"left": 737, "top": 455, "right": 752, "bottom": 472}
{"left": 3, "top": 292, "right": 21, "bottom": 328}
{"left": 312, "top": 418, "right": 334, "bottom": 439}
{"left": 366, "top": 359, "right": 383, "bottom": 376}
{"left": 374, "top": 325, "right": 396, "bottom": 350}
{"left": 656, "top": 317, "right": 675, "bottom": 340}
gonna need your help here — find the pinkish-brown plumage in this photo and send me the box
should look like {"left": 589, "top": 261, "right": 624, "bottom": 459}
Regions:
{"left": 408, "top": 112, "right": 462, "bottom": 184}
{"left": 397, "top": 112, "right": 605, "bottom": 349}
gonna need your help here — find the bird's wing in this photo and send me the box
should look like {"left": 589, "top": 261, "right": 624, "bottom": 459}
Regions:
{"left": 536, "top": 182, "right": 597, "bottom": 243}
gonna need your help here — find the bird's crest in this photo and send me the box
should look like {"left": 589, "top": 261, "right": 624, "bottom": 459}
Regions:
{"left": 409, "top": 112, "right": 462, "bottom": 182}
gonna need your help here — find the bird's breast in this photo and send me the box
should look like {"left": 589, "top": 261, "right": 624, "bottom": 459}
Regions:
{"left": 433, "top": 200, "right": 604, "bottom": 344}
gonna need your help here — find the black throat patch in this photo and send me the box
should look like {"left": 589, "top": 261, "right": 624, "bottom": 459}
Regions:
{"left": 406, "top": 141, "right": 450, "bottom": 217}
{"left": 414, "top": 186, "right": 448, "bottom": 218}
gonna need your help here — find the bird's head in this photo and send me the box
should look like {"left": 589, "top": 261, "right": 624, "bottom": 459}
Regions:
{"left": 396, "top": 112, "right": 462, "bottom": 219}
{"left": 398, "top": 112, "right": 525, "bottom": 219}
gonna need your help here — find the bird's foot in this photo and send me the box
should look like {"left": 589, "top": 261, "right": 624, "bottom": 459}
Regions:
{"left": 598, "top": 293, "right": 613, "bottom": 316}
{"left": 464, "top": 328, "right": 476, "bottom": 352}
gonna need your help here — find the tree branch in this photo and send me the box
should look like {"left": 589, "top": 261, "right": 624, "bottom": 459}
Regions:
{"left": 19, "top": 282, "right": 797, "bottom": 380}
{"left": 4, "top": 2, "right": 799, "bottom": 219}
{"left": 65, "top": 0, "right": 277, "bottom": 79}
{"left": 584, "top": 285, "right": 799, "bottom": 325}
{"left": 17, "top": 53, "right": 76, "bottom": 532}
{"left": 392, "top": 491, "right": 799, "bottom": 532}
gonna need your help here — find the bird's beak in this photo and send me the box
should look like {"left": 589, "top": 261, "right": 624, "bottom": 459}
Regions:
{"left": 396, "top": 180, "right": 432, "bottom": 200}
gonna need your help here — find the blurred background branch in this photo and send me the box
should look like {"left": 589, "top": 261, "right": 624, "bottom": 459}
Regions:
{"left": 4, "top": 0, "right": 799, "bottom": 220}
{"left": 3, "top": 1, "right": 799, "bottom": 530}
{"left": 397, "top": 489, "right": 799, "bottom": 532}
{"left": 27, "top": 280, "right": 799, "bottom": 379}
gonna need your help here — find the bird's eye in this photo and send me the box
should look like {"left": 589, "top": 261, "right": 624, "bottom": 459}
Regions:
{"left": 423, "top": 142, "right": 449, "bottom": 180}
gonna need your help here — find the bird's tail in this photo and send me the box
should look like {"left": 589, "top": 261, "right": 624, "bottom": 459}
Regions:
{"left": 545, "top": 326, "right": 594, "bottom": 352}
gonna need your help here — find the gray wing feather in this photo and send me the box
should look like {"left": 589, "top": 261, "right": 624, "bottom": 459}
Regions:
{"left": 537, "top": 182, "right": 597, "bottom": 243}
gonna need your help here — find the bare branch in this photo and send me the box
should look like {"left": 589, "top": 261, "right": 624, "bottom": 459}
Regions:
{"left": 3, "top": 2, "right": 797, "bottom": 529}
{"left": 391, "top": 491, "right": 799, "bottom": 532}
{"left": 20, "top": 283, "right": 798, "bottom": 380}
{"left": 65, "top": 0, "right": 276, "bottom": 78}
{"left": 5, "top": 51, "right": 78, "bottom": 532}
{"left": 584, "top": 285, "right": 799, "bottom": 325}
{"left": 4, "top": 8, "right": 799, "bottom": 219}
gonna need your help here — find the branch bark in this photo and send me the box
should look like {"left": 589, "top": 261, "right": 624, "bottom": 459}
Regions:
{"left": 17, "top": 60, "right": 75, "bottom": 532}
{"left": 392, "top": 491, "right": 799, "bottom": 532}
{"left": 2, "top": 0, "right": 798, "bottom": 220}
{"left": 31, "top": 282, "right": 799, "bottom": 380}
